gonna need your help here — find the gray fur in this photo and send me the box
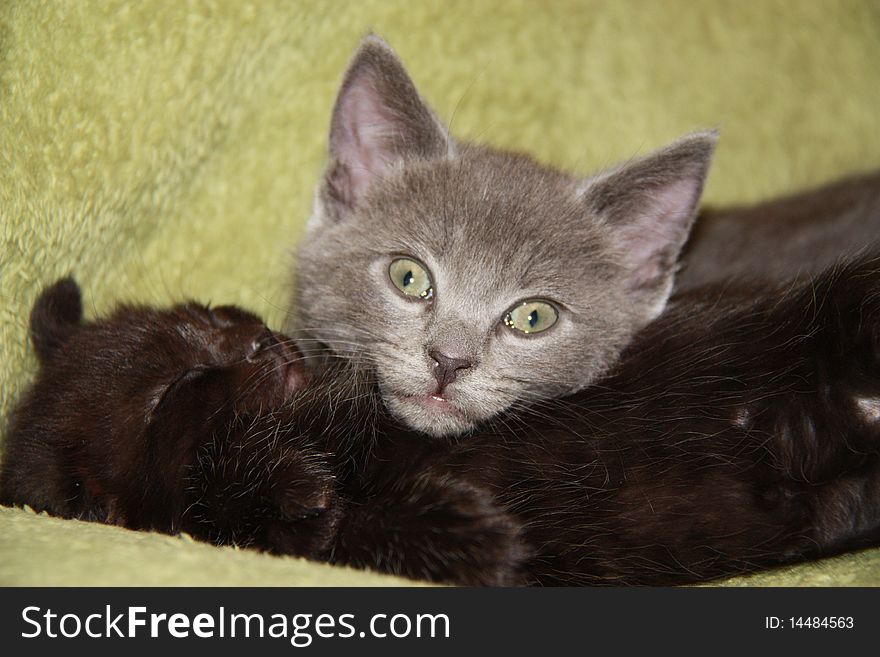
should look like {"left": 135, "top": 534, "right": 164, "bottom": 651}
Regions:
{"left": 290, "top": 36, "right": 716, "bottom": 437}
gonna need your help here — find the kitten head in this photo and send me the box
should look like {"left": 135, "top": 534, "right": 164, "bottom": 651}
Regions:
{"left": 27, "top": 278, "right": 305, "bottom": 422}
{"left": 292, "top": 36, "right": 716, "bottom": 437}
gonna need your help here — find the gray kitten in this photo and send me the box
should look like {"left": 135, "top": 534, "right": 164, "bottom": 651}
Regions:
{"left": 291, "top": 36, "right": 716, "bottom": 437}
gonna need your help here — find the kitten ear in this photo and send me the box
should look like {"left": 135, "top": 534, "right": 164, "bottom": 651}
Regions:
{"left": 320, "top": 35, "right": 453, "bottom": 220}
{"left": 30, "top": 277, "right": 83, "bottom": 363}
{"left": 582, "top": 131, "right": 718, "bottom": 321}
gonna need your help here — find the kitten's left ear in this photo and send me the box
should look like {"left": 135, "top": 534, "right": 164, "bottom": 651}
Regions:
{"left": 320, "top": 35, "right": 454, "bottom": 222}
{"left": 581, "top": 130, "right": 718, "bottom": 321}
{"left": 29, "top": 277, "right": 83, "bottom": 363}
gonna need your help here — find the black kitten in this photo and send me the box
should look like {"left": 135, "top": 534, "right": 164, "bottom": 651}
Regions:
{"left": 4, "top": 260, "right": 880, "bottom": 585}
{"left": 680, "top": 170, "right": 880, "bottom": 290}
{"left": 0, "top": 279, "right": 338, "bottom": 557}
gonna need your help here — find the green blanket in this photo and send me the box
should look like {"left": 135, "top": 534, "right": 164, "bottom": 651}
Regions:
{"left": 2, "top": 0, "right": 879, "bottom": 586}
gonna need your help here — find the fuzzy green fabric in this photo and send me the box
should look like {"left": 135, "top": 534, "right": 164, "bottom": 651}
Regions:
{"left": 2, "top": 0, "right": 879, "bottom": 586}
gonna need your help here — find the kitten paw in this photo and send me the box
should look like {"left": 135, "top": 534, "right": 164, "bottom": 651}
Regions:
{"left": 334, "top": 474, "right": 529, "bottom": 586}
{"left": 188, "top": 435, "right": 340, "bottom": 559}
{"left": 261, "top": 447, "right": 341, "bottom": 557}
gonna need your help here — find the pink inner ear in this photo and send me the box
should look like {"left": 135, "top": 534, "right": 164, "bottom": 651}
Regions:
{"left": 619, "top": 177, "right": 700, "bottom": 289}
{"left": 334, "top": 84, "right": 398, "bottom": 203}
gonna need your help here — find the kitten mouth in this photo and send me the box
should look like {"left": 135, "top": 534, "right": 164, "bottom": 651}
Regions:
{"left": 381, "top": 385, "right": 479, "bottom": 437}
{"left": 403, "top": 393, "right": 463, "bottom": 416}
{"left": 426, "top": 394, "right": 454, "bottom": 408}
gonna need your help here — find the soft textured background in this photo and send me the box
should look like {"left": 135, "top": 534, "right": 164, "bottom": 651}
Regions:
{"left": 1, "top": 0, "right": 879, "bottom": 585}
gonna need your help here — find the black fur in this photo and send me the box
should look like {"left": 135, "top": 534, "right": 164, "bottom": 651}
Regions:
{"left": 0, "top": 283, "right": 336, "bottom": 556}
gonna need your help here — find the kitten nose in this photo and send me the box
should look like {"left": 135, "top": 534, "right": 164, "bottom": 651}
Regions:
{"left": 429, "top": 349, "right": 472, "bottom": 390}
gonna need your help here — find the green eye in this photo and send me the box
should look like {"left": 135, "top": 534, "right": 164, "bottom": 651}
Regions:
{"left": 503, "top": 300, "right": 558, "bottom": 334}
{"left": 389, "top": 258, "right": 434, "bottom": 300}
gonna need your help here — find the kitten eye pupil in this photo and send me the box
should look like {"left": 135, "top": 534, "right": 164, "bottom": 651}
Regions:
{"left": 529, "top": 310, "right": 538, "bottom": 328}
{"left": 403, "top": 270, "right": 414, "bottom": 287}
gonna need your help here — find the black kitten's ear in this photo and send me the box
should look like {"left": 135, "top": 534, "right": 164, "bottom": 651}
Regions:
{"left": 30, "top": 277, "right": 83, "bottom": 362}
{"left": 320, "top": 35, "right": 453, "bottom": 221}
{"left": 581, "top": 131, "right": 718, "bottom": 322}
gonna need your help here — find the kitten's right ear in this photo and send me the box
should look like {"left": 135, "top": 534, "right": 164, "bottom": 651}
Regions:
{"left": 30, "top": 277, "right": 83, "bottom": 362}
{"left": 319, "top": 36, "right": 453, "bottom": 222}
